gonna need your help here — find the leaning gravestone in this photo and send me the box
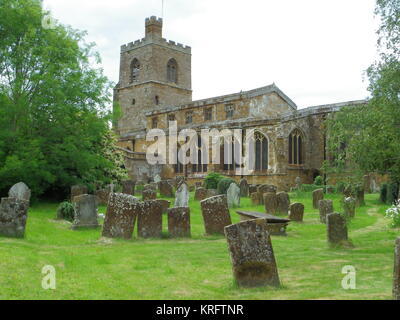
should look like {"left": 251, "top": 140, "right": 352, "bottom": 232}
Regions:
{"left": 264, "top": 193, "right": 278, "bottom": 215}
{"left": 319, "top": 199, "right": 334, "bottom": 224}
{"left": 137, "top": 200, "right": 163, "bottom": 238}
{"left": 122, "top": 180, "right": 135, "bottom": 195}
{"left": 174, "top": 182, "right": 189, "bottom": 208}
{"left": 159, "top": 180, "right": 174, "bottom": 197}
{"left": 393, "top": 237, "right": 400, "bottom": 300}
{"left": 0, "top": 197, "right": 29, "bottom": 238}
{"left": 326, "top": 213, "right": 348, "bottom": 245}
{"left": 313, "top": 189, "right": 324, "bottom": 209}
{"left": 289, "top": 203, "right": 304, "bottom": 222}
{"left": 276, "top": 192, "right": 290, "bottom": 215}
{"left": 71, "top": 185, "right": 88, "bottom": 202}
{"left": 200, "top": 195, "right": 232, "bottom": 235}
{"left": 224, "top": 219, "right": 280, "bottom": 287}
{"left": 239, "top": 179, "right": 249, "bottom": 197}
{"left": 102, "top": 193, "right": 140, "bottom": 239}
{"left": 343, "top": 197, "right": 356, "bottom": 218}
{"left": 8, "top": 182, "right": 31, "bottom": 203}
{"left": 167, "top": 207, "right": 191, "bottom": 238}
{"left": 195, "top": 187, "right": 208, "bottom": 201}
{"left": 142, "top": 189, "right": 157, "bottom": 201}
{"left": 72, "top": 195, "right": 99, "bottom": 230}
{"left": 227, "top": 183, "right": 241, "bottom": 208}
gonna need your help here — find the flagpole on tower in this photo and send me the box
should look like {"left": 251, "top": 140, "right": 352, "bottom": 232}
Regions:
{"left": 162, "top": 0, "right": 165, "bottom": 19}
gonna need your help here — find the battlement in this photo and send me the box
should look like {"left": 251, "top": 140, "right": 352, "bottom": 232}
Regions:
{"left": 120, "top": 37, "right": 191, "bottom": 54}
{"left": 145, "top": 16, "right": 163, "bottom": 26}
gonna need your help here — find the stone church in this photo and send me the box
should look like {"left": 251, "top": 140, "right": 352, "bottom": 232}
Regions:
{"left": 113, "top": 16, "right": 366, "bottom": 191}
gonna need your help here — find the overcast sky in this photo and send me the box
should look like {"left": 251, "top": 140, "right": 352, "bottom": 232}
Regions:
{"left": 42, "top": 0, "right": 379, "bottom": 109}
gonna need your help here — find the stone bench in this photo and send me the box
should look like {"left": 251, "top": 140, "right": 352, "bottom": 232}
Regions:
{"left": 236, "top": 211, "right": 291, "bottom": 236}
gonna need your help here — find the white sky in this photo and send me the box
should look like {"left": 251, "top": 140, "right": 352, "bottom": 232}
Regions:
{"left": 42, "top": 0, "right": 380, "bottom": 109}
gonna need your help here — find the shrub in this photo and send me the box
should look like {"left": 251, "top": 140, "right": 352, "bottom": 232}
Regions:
{"left": 314, "top": 176, "right": 323, "bottom": 186}
{"left": 217, "top": 178, "right": 236, "bottom": 195}
{"left": 385, "top": 201, "right": 400, "bottom": 228}
{"left": 56, "top": 201, "right": 75, "bottom": 222}
{"left": 380, "top": 183, "right": 388, "bottom": 203}
{"left": 204, "top": 172, "right": 224, "bottom": 190}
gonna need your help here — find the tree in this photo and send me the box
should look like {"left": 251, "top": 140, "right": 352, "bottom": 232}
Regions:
{"left": 324, "top": 0, "right": 400, "bottom": 187}
{"left": 0, "top": 0, "right": 127, "bottom": 199}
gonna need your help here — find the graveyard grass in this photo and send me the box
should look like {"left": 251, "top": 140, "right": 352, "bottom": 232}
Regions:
{"left": 0, "top": 192, "right": 398, "bottom": 300}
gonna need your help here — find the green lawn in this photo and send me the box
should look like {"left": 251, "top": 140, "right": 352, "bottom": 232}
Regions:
{"left": 0, "top": 191, "right": 398, "bottom": 300}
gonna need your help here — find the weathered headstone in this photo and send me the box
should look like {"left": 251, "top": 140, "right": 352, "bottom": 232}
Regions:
{"left": 326, "top": 213, "right": 348, "bottom": 245}
{"left": 153, "top": 174, "right": 161, "bottom": 184}
{"left": 200, "top": 195, "right": 232, "bottom": 235}
{"left": 251, "top": 192, "right": 261, "bottom": 206}
{"left": 102, "top": 193, "right": 140, "bottom": 239}
{"left": 258, "top": 185, "right": 277, "bottom": 204}
{"left": 142, "top": 189, "right": 157, "bottom": 201}
{"left": 239, "top": 179, "right": 249, "bottom": 197}
{"left": 8, "top": 182, "right": 31, "bottom": 203}
{"left": 227, "top": 183, "right": 241, "bottom": 208}
{"left": 319, "top": 199, "right": 334, "bottom": 224}
{"left": 264, "top": 193, "right": 278, "bottom": 215}
{"left": 174, "top": 182, "right": 189, "bottom": 208}
{"left": 393, "top": 237, "right": 400, "bottom": 300}
{"left": 289, "top": 203, "right": 304, "bottom": 222}
{"left": 276, "top": 192, "right": 290, "bottom": 215}
{"left": 95, "top": 188, "right": 110, "bottom": 205}
{"left": 137, "top": 200, "right": 163, "bottom": 238}
{"left": 159, "top": 180, "right": 174, "bottom": 197}
{"left": 249, "top": 185, "right": 258, "bottom": 195}
{"left": 0, "top": 197, "right": 29, "bottom": 238}
{"left": 167, "top": 207, "right": 191, "bottom": 238}
{"left": 156, "top": 199, "right": 171, "bottom": 214}
{"left": 224, "top": 219, "right": 280, "bottom": 287}
{"left": 195, "top": 187, "right": 208, "bottom": 201}
{"left": 343, "top": 197, "right": 356, "bottom": 218}
{"left": 122, "top": 180, "right": 135, "bottom": 195}
{"left": 295, "top": 176, "right": 302, "bottom": 189}
{"left": 71, "top": 185, "right": 88, "bottom": 202}
{"left": 72, "top": 195, "right": 99, "bottom": 230}
{"left": 312, "top": 188, "right": 324, "bottom": 209}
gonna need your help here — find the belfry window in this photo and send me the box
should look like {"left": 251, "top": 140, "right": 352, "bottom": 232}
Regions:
{"left": 289, "top": 129, "right": 304, "bottom": 165}
{"left": 167, "top": 58, "right": 178, "bottom": 83}
{"left": 130, "top": 58, "right": 140, "bottom": 83}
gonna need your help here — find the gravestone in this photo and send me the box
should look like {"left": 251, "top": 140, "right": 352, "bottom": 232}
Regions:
{"left": 224, "top": 219, "right": 280, "bottom": 287}
{"left": 142, "top": 189, "right": 157, "bottom": 201}
{"left": 343, "top": 197, "right": 356, "bottom": 218}
{"left": 289, "top": 203, "right": 304, "bottom": 222}
{"left": 251, "top": 192, "right": 261, "bottom": 206}
{"left": 236, "top": 211, "right": 290, "bottom": 236}
{"left": 159, "top": 180, "right": 174, "bottom": 198}
{"left": 72, "top": 195, "right": 99, "bottom": 230}
{"left": 257, "top": 185, "right": 277, "bottom": 204}
{"left": 312, "top": 189, "right": 324, "bottom": 209}
{"left": 326, "top": 213, "right": 348, "bottom": 245}
{"left": 356, "top": 189, "right": 365, "bottom": 207}
{"left": 137, "top": 200, "right": 163, "bottom": 238}
{"left": 195, "top": 187, "right": 208, "bottom": 201}
{"left": 122, "top": 180, "right": 135, "bottom": 195}
{"left": 295, "top": 176, "right": 302, "bottom": 189}
{"left": 174, "top": 182, "right": 189, "bottom": 208}
{"left": 153, "top": 175, "right": 161, "bottom": 184}
{"left": 8, "top": 182, "right": 31, "bottom": 203}
{"left": 175, "top": 176, "right": 186, "bottom": 188}
{"left": 102, "top": 193, "right": 140, "bottom": 239}
{"left": 393, "top": 237, "right": 400, "bottom": 300}
{"left": 95, "top": 188, "right": 110, "bottom": 205}
{"left": 319, "top": 199, "right": 334, "bottom": 224}
{"left": 239, "top": 179, "right": 249, "bottom": 197}
{"left": 71, "top": 185, "right": 88, "bottom": 202}
{"left": 200, "top": 195, "right": 232, "bottom": 235}
{"left": 156, "top": 199, "right": 171, "bottom": 214}
{"left": 249, "top": 185, "right": 258, "bottom": 195}
{"left": 264, "top": 193, "right": 278, "bottom": 215}
{"left": 167, "top": 207, "right": 191, "bottom": 238}
{"left": 227, "top": 183, "right": 241, "bottom": 208}
{"left": 276, "top": 192, "right": 290, "bottom": 215}
{"left": 0, "top": 197, "right": 29, "bottom": 238}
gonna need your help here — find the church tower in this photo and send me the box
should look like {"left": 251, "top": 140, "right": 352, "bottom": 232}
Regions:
{"left": 114, "top": 16, "right": 192, "bottom": 141}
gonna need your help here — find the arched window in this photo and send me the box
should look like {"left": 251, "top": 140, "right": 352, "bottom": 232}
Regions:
{"left": 247, "top": 132, "right": 268, "bottom": 171}
{"left": 130, "top": 59, "right": 140, "bottom": 83}
{"left": 289, "top": 129, "right": 304, "bottom": 165}
{"left": 167, "top": 58, "right": 178, "bottom": 83}
{"left": 192, "top": 135, "right": 208, "bottom": 173}
{"left": 221, "top": 136, "right": 241, "bottom": 172}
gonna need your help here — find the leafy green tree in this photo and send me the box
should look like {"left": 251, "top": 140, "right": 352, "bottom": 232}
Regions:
{"left": 0, "top": 0, "right": 127, "bottom": 199}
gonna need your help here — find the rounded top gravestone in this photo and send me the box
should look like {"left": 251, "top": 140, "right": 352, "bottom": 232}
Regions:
{"left": 9, "top": 182, "right": 31, "bottom": 203}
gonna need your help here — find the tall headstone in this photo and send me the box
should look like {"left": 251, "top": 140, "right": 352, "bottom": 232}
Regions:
{"left": 102, "top": 193, "right": 140, "bottom": 239}
{"left": 200, "top": 195, "right": 232, "bottom": 235}
{"left": 264, "top": 193, "right": 278, "bottom": 215}
{"left": 276, "top": 192, "right": 290, "bottom": 215}
{"left": 137, "top": 200, "right": 163, "bottom": 238}
{"left": 319, "top": 199, "right": 334, "bottom": 224}
{"left": 343, "top": 197, "right": 356, "bottom": 218}
{"left": 289, "top": 203, "right": 304, "bottom": 222}
{"left": 8, "top": 182, "right": 31, "bottom": 203}
{"left": 122, "top": 180, "right": 136, "bottom": 195}
{"left": 393, "top": 237, "right": 400, "bottom": 300}
{"left": 326, "top": 213, "right": 348, "bottom": 245}
{"left": 312, "top": 189, "right": 324, "bottom": 209}
{"left": 167, "top": 207, "right": 191, "bottom": 238}
{"left": 227, "top": 183, "right": 241, "bottom": 208}
{"left": 239, "top": 179, "right": 249, "bottom": 197}
{"left": 195, "top": 187, "right": 208, "bottom": 201}
{"left": 174, "top": 182, "right": 189, "bottom": 208}
{"left": 0, "top": 197, "right": 29, "bottom": 238}
{"left": 142, "top": 189, "right": 157, "bottom": 201}
{"left": 71, "top": 185, "right": 88, "bottom": 202}
{"left": 159, "top": 180, "right": 174, "bottom": 197}
{"left": 224, "top": 219, "right": 280, "bottom": 287}
{"left": 72, "top": 195, "right": 99, "bottom": 230}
